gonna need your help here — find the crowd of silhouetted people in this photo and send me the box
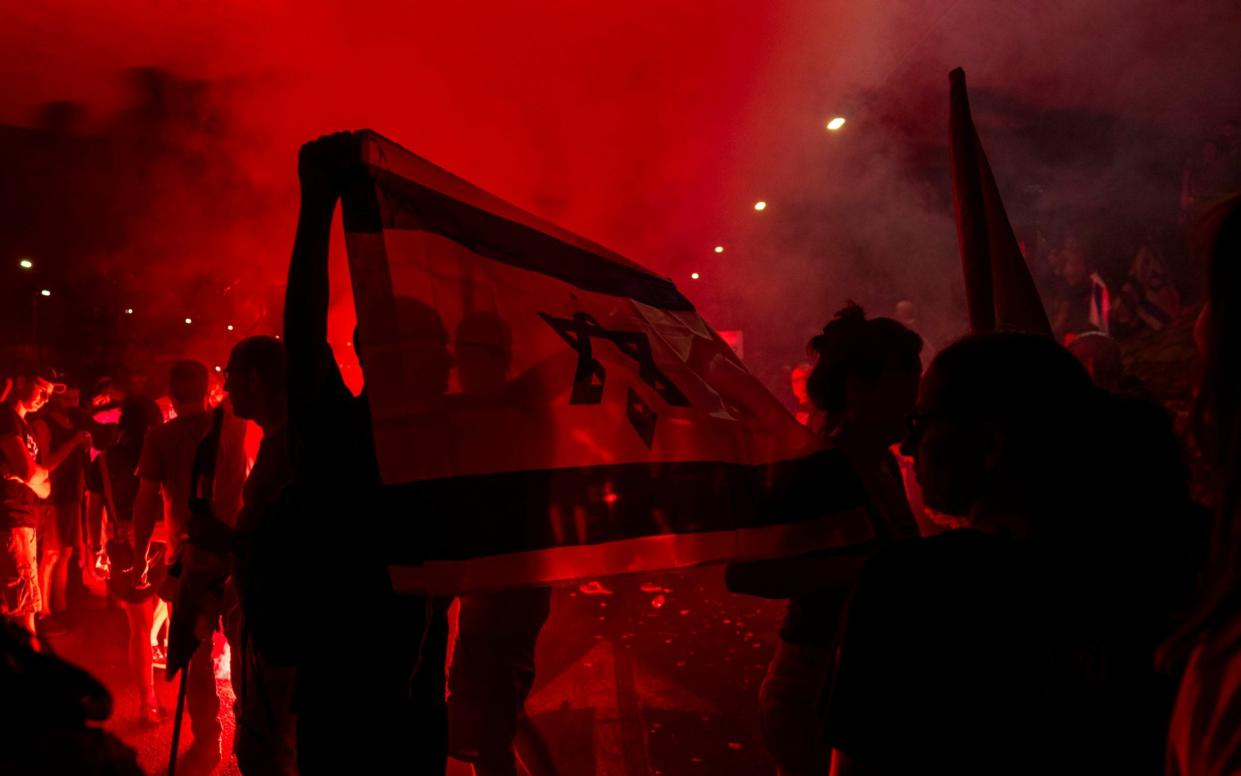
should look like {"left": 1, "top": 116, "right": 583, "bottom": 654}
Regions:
{"left": 2, "top": 135, "right": 1240, "bottom": 776}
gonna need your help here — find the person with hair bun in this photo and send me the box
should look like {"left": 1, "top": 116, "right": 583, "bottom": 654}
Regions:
{"left": 730, "top": 303, "right": 924, "bottom": 776}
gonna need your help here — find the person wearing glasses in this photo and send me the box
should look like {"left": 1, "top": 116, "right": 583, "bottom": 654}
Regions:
{"left": 827, "top": 333, "right": 1199, "bottom": 775}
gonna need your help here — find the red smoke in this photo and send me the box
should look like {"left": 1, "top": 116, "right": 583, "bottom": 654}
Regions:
{"left": 3, "top": 1, "right": 1240, "bottom": 390}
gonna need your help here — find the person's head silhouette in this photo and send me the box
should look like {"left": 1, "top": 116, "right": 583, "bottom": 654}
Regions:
{"left": 454, "top": 312, "right": 513, "bottom": 397}
{"left": 224, "top": 336, "right": 286, "bottom": 425}
{"left": 904, "top": 332, "right": 1096, "bottom": 523}
{"left": 354, "top": 296, "right": 451, "bottom": 402}
{"left": 806, "top": 303, "right": 923, "bottom": 447}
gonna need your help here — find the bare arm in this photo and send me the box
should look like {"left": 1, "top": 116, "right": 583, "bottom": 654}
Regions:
{"left": 285, "top": 133, "right": 356, "bottom": 409}
{"left": 85, "top": 491, "right": 106, "bottom": 549}
{"left": 35, "top": 421, "right": 89, "bottom": 472}
{"left": 132, "top": 478, "right": 163, "bottom": 560}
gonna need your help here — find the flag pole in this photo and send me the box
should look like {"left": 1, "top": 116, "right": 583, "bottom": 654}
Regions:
{"left": 167, "top": 660, "right": 190, "bottom": 776}
{"left": 948, "top": 67, "right": 1052, "bottom": 336}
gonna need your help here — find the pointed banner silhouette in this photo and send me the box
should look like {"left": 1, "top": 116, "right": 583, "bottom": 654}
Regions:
{"left": 949, "top": 67, "right": 1052, "bottom": 336}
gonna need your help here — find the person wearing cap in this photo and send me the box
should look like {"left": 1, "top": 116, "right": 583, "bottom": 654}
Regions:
{"left": 0, "top": 369, "right": 55, "bottom": 637}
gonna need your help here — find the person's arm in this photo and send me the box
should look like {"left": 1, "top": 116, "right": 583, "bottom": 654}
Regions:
{"left": 35, "top": 422, "right": 90, "bottom": 473}
{"left": 132, "top": 478, "right": 163, "bottom": 561}
{"left": 133, "top": 429, "right": 165, "bottom": 560}
{"left": 284, "top": 133, "right": 356, "bottom": 411}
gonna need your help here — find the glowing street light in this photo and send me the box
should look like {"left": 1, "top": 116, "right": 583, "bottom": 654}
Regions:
{"left": 39, "top": 289, "right": 51, "bottom": 297}
{"left": 753, "top": 201, "right": 767, "bottom": 212}
{"left": 184, "top": 317, "right": 193, "bottom": 325}
{"left": 226, "top": 324, "right": 235, "bottom": 332}
{"left": 826, "top": 116, "right": 846, "bottom": 131}
{"left": 18, "top": 259, "right": 33, "bottom": 270}
{"left": 690, "top": 272, "right": 701, "bottom": 280}
{"left": 713, "top": 245, "right": 724, "bottom": 254}
{"left": 124, "top": 308, "right": 134, "bottom": 315}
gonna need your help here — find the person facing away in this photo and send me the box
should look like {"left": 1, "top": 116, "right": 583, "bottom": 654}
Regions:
{"left": 446, "top": 312, "right": 557, "bottom": 776}
{"left": 726, "top": 304, "right": 923, "bottom": 776}
{"left": 824, "top": 332, "right": 1191, "bottom": 776}
{"left": 85, "top": 396, "right": 167, "bottom": 726}
{"left": 131, "top": 358, "right": 247, "bottom": 770}
{"left": 0, "top": 369, "right": 53, "bottom": 637}
{"left": 284, "top": 132, "right": 452, "bottom": 775}
{"left": 1164, "top": 193, "right": 1241, "bottom": 776}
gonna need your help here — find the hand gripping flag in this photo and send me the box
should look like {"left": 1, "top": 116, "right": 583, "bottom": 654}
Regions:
{"left": 949, "top": 68, "right": 1052, "bottom": 336}
{"left": 339, "top": 130, "right": 876, "bottom": 594}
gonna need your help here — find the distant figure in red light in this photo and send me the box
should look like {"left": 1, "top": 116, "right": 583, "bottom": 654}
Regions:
{"left": 727, "top": 304, "right": 923, "bottom": 776}
{"left": 1110, "top": 244, "right": 1182, "bottom": 336}
{"left": 0, "top": 368, "right": 54, "bottom": 638}
{"left": 284, "top": 133, "right": 450, "bottom": 775}
{"left": 826, "top": 333, "right": 1200, "bottom": 776}
{"left": 86, "top": 396, "right": 167, "bottom": 726}
{"left": 1050, "top": 235, "right": 1105, "bottom": 339}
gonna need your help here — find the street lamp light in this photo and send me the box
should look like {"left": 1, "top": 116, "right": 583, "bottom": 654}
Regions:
{"left": 19, "top": 259, "right": 33, "bottom": 270}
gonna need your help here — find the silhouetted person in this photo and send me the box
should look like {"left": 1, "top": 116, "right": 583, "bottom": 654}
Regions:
{"left": 1165, "top": 194, "right": 1241, "bottom": 774}
{"left": 285, "top": 133, "right": 451, "bottom": 774}
{"left": 446, "top": 312, "right": 556, "bottom": 776}
{"left": 729, "top": 305, "right": 922, "bottom": 776}
{"left": 132, "top": 359, "right": 247, "bottom": 769}
{"left": 207, "top": 335, "right": 300, "bottom": 775}
{"left": 0, "top": 618, "right": 144, "bottom": 776}
{"left": 825, "top": 333, "right": 1193, "bottom": 775}
{"left": 1050, "top": 235, "right": 1102, "bottom": 338}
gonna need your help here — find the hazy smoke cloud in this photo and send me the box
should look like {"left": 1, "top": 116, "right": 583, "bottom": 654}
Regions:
{"left": 2, "top": 0, "right": 1238, "bottom": 393}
